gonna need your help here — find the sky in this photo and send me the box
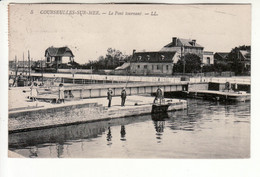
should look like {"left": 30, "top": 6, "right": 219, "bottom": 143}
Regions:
{"left": 9, "top": 4, "right": 251, "bottom": 64}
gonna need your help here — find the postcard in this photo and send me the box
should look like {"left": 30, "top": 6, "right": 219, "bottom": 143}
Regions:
{"left": 7, "top": 3, "right": 251, "bottom": 159}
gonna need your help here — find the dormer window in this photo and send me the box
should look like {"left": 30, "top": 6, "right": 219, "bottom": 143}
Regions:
{"left": 138, "top": 56, "right": 142, "bottom": 61}
{"left": 147, "top": 55, "right": 150, "bottom": 61}
{"left": 161, "top": 55, "right": 165, "bottom": 60}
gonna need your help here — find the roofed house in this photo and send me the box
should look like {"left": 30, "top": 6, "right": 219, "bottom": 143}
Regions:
{"left": 160, "top": 37, "right": 204, "bottom": 59}
{"left": 214, "top": 52, "right": 229, "bottom": 65}
{"left": 117, "top": 37, "right": 207, "bottom": 75}
{"left": 45, "top": 46, "right": 74, "bottom": 68}
{"left": 129, "top": 51, "right": 180, "bottom": 75}
{"left": 238, "top": 50, "right": 251, "bottom": 72}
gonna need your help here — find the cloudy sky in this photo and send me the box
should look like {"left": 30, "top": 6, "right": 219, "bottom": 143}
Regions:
{"left": 9, "top": 4, "right": 251, "bottom": 64}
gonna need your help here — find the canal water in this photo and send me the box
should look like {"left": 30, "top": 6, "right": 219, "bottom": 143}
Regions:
{"left": 9, "top": 99, "right": 250, "bottom": 158}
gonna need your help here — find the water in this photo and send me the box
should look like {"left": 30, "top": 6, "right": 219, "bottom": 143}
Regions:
{"left": 9, "top": 99, "right": 250, "bottom": 158}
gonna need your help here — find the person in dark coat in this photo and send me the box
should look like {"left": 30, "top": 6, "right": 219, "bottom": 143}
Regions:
{"left": 107, "top": 88, "right": 113, "bottom": 107}
{"left": 154, "top": 86, "right": 163, "bottom": 104}
{"left": 121, "top": 87, "right": 127, "bottom": 107}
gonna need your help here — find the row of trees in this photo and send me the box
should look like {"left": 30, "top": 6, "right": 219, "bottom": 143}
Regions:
{"left": 83, "top": 48, "right": 131, "bottom": 70}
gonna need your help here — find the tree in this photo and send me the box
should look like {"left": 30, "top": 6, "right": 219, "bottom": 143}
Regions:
{"left": 212, "top": 62, "right": 231, "bottom": 72}
{"left": 85, "top": 48, "right": 129, "bottom": 70}
{"left": 173, "top": 53, "right": 202, "bottom": 73}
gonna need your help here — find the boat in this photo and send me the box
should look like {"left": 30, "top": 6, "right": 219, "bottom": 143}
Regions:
{"left": 151, "top": 98, "right": 187, "bottom": 114}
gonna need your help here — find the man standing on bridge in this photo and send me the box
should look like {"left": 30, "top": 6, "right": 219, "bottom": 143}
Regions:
{"left": 107, "top": 88, "right": 113, "bottom": 107}
{"left": 121, "top": 87, "right": 127, "bottom": 107}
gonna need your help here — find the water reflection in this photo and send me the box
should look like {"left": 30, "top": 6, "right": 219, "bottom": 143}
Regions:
{"left": 29, "top": 146, "right": 38, "bottom": 158}
{"left": 120, "top": 125, "right": 126, "bottom": 141}
{"left": 153, "top": 121, "right": 165, "bottom": 143}
{"left": 56, "top": 143, "right": 64, "bottom": 158}
{"left": 9, "top": 99, "right": 250, "bottom": 158}
{"left": 9, "top": 115, "right": 151, "bottom": 149}
{"left": 106, "top": 127, "right": 112, "bottom": 146}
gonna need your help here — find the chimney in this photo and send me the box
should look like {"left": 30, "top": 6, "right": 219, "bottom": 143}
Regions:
{"left": 192, "top": 39, "right": 196, "bottom": 46}
{"left": 172, "top": 37, "right": 177, "bottom": 46}
{"left": 132, "top": 49, "right": 136, "bottom": 55}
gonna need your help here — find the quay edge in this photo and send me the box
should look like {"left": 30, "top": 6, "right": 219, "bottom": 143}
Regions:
{"left": 9, "top": 96, "right": 187, "bottom": 133}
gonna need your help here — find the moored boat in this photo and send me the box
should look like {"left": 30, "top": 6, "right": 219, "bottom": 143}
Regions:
{"left": 152, "top": 98, "right": 187, "bottom": 114}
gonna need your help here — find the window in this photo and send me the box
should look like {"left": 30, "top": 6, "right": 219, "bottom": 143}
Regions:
{"left": 207, "top": 57, "right": 210, "bottom": 64}
{"left": 157, "top": 65, "right": 159, "bottom": 70}
{"left": 144, "top": 65, "right": 147, "bottom": 69}
{"left": 138, "top": 65, "right": 140, "bottom": 69}
{"left": 166, "top": 65, "right": 169, "bottom": 70}
{"left": 152, "top": 65, "right": 154, "bottom": 70}
{"left": 161, "top": 55, "right": 165, "bottom": 60}
{"left": 147, "top": 55, "right": 150, "bottom": 61}
{"left": 47, "top": 57, "right": 51, "bottom": 63}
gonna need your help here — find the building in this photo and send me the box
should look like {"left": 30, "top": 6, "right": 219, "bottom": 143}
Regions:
{"left": 117, "top": 37, "right": 212, "bottom": 76}
{"left": 214, "top": 52, "right": 229, "bottom": 65}
{"left": 160, "top": 37, "right": 204, "bottom": 59}
{"left": 203, "top": 51, "right": 214, "bottom": 65}
{"left": 238, "top": 50, "right": 251, "bottom": 72}
{"left": 45, "top": 46, "right": 74, "bottom": 68}
{"left": 129, "top": 51, "right": 180, "bottom": 75}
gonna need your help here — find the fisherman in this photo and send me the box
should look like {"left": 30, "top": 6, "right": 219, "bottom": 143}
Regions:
{"left": 59, "top": 83, "right": 65, "bottom": 104}
{"left": 154, "top": 86, "right": 164, "bottom": 104}
{"left": 107, "top": 88, "right": 113, "bottom": 107}
{"left": 121, "top": 87, "right": 127, "bottom": 107}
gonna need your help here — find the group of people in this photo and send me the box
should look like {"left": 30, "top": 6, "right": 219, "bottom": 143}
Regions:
{"left": 29, "top": 81, "right": 164, "bottom": 106}
{"left": 29, "top": 81, "right": 65, "bottom": 103}
{"left": 107, "top": 86, "right": 164, "bottom": 108}
{"left": 107, "top": 87, "right": 127, "bottom": 107}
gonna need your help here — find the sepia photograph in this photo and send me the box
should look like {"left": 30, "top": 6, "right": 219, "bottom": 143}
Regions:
{"left": 7, "top": 3, "right": 251, "bottom": 159}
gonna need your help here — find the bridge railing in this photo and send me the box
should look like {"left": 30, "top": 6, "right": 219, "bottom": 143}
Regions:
{"left": 27, "top": 73, "right": 250, "bottom": 85}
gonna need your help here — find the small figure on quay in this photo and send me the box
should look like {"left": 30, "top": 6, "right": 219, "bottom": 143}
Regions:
{"left": 154, "top": 86, "right": 164, "bottom": 104}
{"left": 225, "top": 82, "right": 232, "bottom": 92}
{"left": 107, "top": 88, "right": 113, "bottom": 107}
{"left": 121, "top": 87, "right": 127, "bottom": 107}
{"left": 30, "top": 82, "right": 38, "bottom": 102}
{"left": 59, "top": 83, "right": 65, "bottom": 104}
